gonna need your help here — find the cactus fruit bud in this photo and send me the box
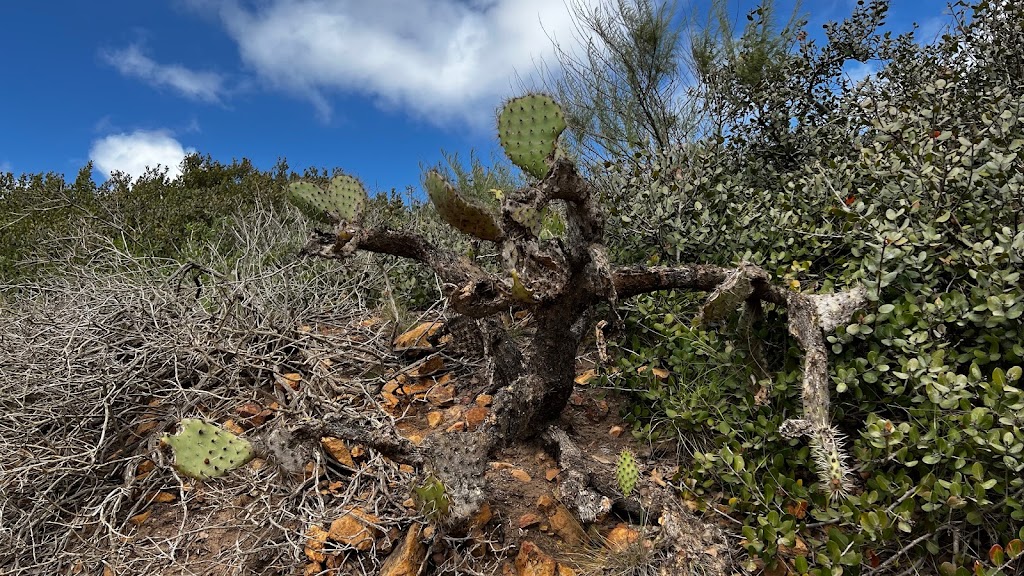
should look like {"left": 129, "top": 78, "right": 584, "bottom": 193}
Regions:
{"left": 616, "top": 449, "right": 639, "bottom": 498}
{"left": 424, "top": 170, "right": 503, "bottom": 241}
{"left": 288, "top": 173, "right": 367, "bottom": 224}
{"left": 161, "top": 419, "right": 254, "bottom": 480}
{"left": 497, "top": 93, "right": 566, "bottom": 179}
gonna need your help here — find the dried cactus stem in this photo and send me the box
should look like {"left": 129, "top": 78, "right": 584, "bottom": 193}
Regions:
{"left": 781, "top": 289, "right": 867, "bottom": 498}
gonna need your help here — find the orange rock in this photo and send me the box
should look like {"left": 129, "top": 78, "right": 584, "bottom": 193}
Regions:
{"left": 303, "top": 562, "right": 321, "bottom": 576}
{"left": 446, "top": 421, "right": 467, "bottom": 433}
{"left": 135, "top": 459, "right": 155, "bottom": 478}
{"left": 465, "top": 406, "right": 489, "bottom": 430}
{"left": 328, "top": 509, "right": 381, "bottom": 551}
{"left": 134, "top": 419, "right": 158, "bottom": 437}
{"left": 427, "top": 411, "right": 444, "bottom": 428}
{"left": 514, "top": 541, "right": 557, "bottom": 576}
{"left": 546, "top": 505, "right": 586, "bottom": 546}
{"left": 535, "top": 494, "right": 555, "bottom": 513}
{"left": 608, "top": 425, "right": 625, "bottom": 438}
{"left": 393, "top": 322, "right": 444, "bottom": 351}
{"left": 518, "top": 513, "right": 542, "bottom": 529}
{"left": 305, "top": 525, "right": 329, "bottom": 562}
{"left": 275, "top": 373, "right": 301, "bottom": 391}
{"left": 381, "top": 390, "right": 401, "bottom": 409}
{"left": 223, "top": 419, "right": 246, "bottom": 435}
{"left": 574, "top": 369, "right": 597, "bottom": 385}
{"left": 557, "top": 565, "right": 577, "bottom": 576}
{"left": 426, "top": 383, "right": 456, "bottom": 406}
{"left": 147, "top": 491, "right": 176, "bottom": 504}
{"left": 475, "top": 394, "right": 493, "bottom": 407}
{"left": 544, "top": 468, "right": 560, "bottom": 482}
{"left": 401, "top": 380, "right": 433, "bottom": 396}
{"left": 236, "top": 402, "right": 263, "bottom": 419}
{"left": 128, "top": 510, "right": 151, "bottom": 526}
{"left": 413, "top": 356, "right": 445, "bottom": 377}
{"left": 379, "top": 523, "right": 427, "bottom": 576}
{"left": 472, "top": 502, "right": 492, "bottom": 530}
{"left": 604, "top": 524, "right": 640, "bottom": 552}
{"left": 509, "top": 468, "right": 532, "bottom": 482}
{"left": 320, "top": 437, "right": 356, "bottom": 468}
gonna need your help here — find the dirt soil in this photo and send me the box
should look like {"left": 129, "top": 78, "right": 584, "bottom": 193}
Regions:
{"left": 61, "top": 313, "right": 722, "bottom": 576}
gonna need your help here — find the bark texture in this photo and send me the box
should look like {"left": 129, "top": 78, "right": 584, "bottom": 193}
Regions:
{"left": 297, "top": 153, "right": 865, "bottom": 536}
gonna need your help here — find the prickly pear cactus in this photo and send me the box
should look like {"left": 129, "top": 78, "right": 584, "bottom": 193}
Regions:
{"left": 497, "top": 93, "right": 566, "bottom": 179}
{"left": 161, "top": 419, "right": 254, "bottom": 480}
{"left": 616, "top": 449, "right": 639, "bottom": 498}
{"left": 413, "top": 475, "right": 451, "bottom": 521}
{"left": 510, "top": 205, "right": 543, "bottom": 236}
{"left": 288, "top": 173, "right": 367, "bottom": 224}
{"left": 424, "top": 170, "right": 503, "bottom": 241}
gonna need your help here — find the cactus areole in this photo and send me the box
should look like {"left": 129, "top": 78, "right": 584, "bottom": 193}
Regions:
{"left": 290, "top": 92, "right": 866, "bottom": 523}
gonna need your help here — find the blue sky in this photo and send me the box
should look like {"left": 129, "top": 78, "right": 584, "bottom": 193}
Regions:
{"left": 0, "top": 1, "right": 952, "bottom": 196}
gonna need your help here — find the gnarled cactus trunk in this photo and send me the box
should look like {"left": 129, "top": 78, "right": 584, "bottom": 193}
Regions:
{"left": 289, "top": 93, "right": 867, "bottom": 536}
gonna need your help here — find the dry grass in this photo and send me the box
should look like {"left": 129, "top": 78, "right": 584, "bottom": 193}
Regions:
{"left": 0, "top": 204, "right": 422, "bottom": 574}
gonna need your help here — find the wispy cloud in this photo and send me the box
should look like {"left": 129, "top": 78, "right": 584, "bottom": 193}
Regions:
{"left": 102, "top": 44, "right": 226, "bottom": 103}
{"left": 89, "top": 130, "right": 195, "bottom": 180}
{"left": 0, "top": 160, "right": 12, "bottom": 174}
{"left": 208, "top": 0, "right": 592, "bottom": 126}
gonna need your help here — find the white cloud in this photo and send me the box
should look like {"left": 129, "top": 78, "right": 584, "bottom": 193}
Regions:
{"left": 103, "top": 44, "right": 226, "bottom": 103}
{"left": 212, "top": 0, "right": 593, "bottom": 126}
{"left": 90, "top": 130, "right": 195, "bottom": 180}
{"left": 0, "top": 161, "right": 11, "bottom": 174}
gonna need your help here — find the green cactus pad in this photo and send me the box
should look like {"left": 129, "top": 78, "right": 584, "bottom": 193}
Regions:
{"left": 511, "top": 206, "right": 543, "bottom": 236}
{"left": 413, "top": 475, "right": 451, "bottom": 521}
{"left": 615, "top": 449, "right": 639, "bottom": 498}
{"left": 288, "top": 173, "right": 367, "bottom": 224}
{"left": 424, "top": 171, "right": 503, "bottom": 241}
{"left": 497, "top": 93, "right": 567, "bottom": 179}
{"left": 162, "top": 419, "right": 254, "bottom": 480}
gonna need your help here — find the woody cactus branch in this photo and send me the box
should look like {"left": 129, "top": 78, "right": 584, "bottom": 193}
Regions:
{"left": 287, "top": 91, "right": 864, "bottom": 530}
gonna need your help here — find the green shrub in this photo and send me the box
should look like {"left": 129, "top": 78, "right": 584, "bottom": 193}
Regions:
{"left": 605, "top": 1, "right": 1024, "bottom": 573}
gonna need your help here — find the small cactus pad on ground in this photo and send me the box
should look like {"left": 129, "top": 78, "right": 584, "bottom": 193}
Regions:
{"left": 424, "top": 171, "right": 503, "bottom": 241}
{"left": 162, "top": 419, "right": 255, "bottom": 480}
{"left": 288, "top": 173, "right": 367, "bottom": 224}
{"left": 497, "top": 93, "right": 567, "bottom": 179}
{"left": 413, "top": 475, "right": 451, "bottom": 521}
{"left": 616, "top": 449, "right": 639, "bottom": 497}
